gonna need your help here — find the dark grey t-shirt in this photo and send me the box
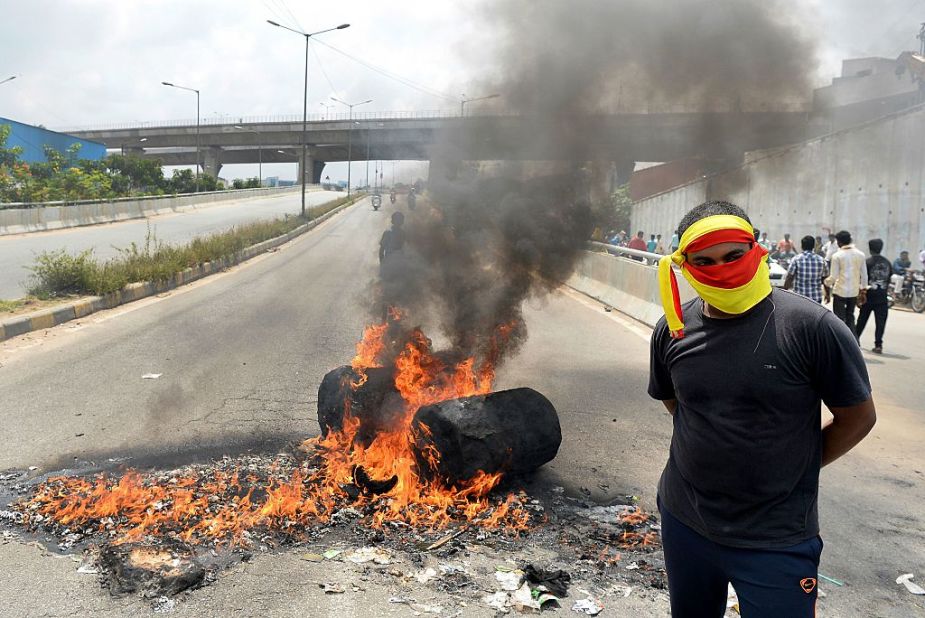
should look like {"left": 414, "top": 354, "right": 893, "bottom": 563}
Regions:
{"left": 648, "top": 288, "right": 871, "bottom": 548}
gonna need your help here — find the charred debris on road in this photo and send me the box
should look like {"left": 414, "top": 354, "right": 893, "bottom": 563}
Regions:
{"left": 1, "top": 449, "right": 664, "bottom": 612}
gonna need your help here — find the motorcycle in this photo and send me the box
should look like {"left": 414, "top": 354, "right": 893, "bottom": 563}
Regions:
{"left": 888, "top": 271, "right": 925, "bottom": 313}
{"left": 371, "top": 194, "right": 382, "bottom": 211}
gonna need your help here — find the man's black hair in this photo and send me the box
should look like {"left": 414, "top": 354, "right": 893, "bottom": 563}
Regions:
{"left": 835, "top": 230, "right": 852, "bottom": 246}
{"left": 801, "top": 235, "right": 815, "bottom": 252}
{"left": 636, "top": 231, "right": 644, "bottom": 238}
{"left": 868, "top": 238, "right": 883, "bottom": 254}
{"left": 676, "top": 200, "right": 751, "bottom": 238}
{"left": 753, "top": 227, "right": 761, "bottom": 242}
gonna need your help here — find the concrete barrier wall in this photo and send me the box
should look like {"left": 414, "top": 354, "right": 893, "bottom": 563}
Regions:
{"left": 0, "top": 185, "right": 311, "bottom": 236}
{"left": 632, "top": 104, "right": 925, "bottom": 257}
{"left": 567, "top": 246, "right": 696, "bottom": 328}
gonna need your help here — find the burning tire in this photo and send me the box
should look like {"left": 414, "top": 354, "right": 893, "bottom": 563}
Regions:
{"left": 412, "top": 387, "right": 562, "bottom": 483}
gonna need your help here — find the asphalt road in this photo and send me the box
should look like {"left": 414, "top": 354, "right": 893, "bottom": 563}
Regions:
{"left": 0, "top": 188, "right": 338, "bottom": 300}
{"left": 0, "top": 200, "right": 923, "bottom": 616}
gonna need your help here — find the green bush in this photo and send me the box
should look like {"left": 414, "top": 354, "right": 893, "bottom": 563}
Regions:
{"left": 28, "top": 249, "right": 102, "bottom": 297}
{"left": 25, "top": 194, "right": 359, "bottom": 297}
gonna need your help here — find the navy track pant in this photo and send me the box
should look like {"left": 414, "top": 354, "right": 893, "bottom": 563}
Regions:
{"left": 659, "top": 503, "right": 822, "bottom": 618}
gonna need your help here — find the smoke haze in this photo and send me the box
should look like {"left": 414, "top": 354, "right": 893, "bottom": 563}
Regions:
{"left": 373, "top": 0, "right": 819, "bottom": 371}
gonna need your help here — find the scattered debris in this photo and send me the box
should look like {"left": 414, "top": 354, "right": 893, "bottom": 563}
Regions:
{"left": 511, "top": 581, "right": 542, "bottom": 612}
{"left": 896, "top": 573, "right": 925, "bottom": 595}
{"left": 320, "top": 582, "right": 345, "bottom": 594}
{"left": 390, "top": 596, "right": 416, "bottom": 605}
{"left": 352, "top": 465, "right": 399, "bottom": 496}
{"left": 818, "top": 573, "right": 844, "bottom": 587}
{"left": 98, "top": 544, "right": 205, "bottom": 598}
{"left": 345, "top": 546, "right": 392, "bottom": 565}
{"left": 300, "top": 553, "right": 324, "bottom": 562}
{"left": 414, "top": 567, "right": 438, "bottom": 584}
{"left": 571, "top": 598, "right": 604, "bottom": 615}
{"left": 152, "top": 596, "right": 176, "bottom": 613}
{"left": 77, "top": 560, "right": 100, "bottom": 575}
{"left": 141, "top": 373, "right": 162, "bottom": 380}
{"left": 426, "top": 526, "right": 469, "bottom": 551}
{"left": 322, "top": 549, "right": 344, "bottom": 560}
{"left": 482, "top": 591, "right": 509, "bottom": 611}
{"left": 496, "top": 568, "right": 525, "bottom": 591}
{"left": 524, "top": 564, "right": 570, "bottom": 597}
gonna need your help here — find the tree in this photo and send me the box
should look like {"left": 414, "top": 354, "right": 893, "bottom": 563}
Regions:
{"left": 168, "top": 169, "right": 222, "bottom": 194}
{"left": 590, "top": 183, "right": 633, "bottom": 235}
{"left": 105, "top": 154, "right": 168, "bottom": 194}
{"left": 232, "top": 177, "right": 260, "bottom": 189}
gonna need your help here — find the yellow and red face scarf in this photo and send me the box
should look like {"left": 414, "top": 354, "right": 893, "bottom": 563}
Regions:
{"left": 657, "top": 215, "right": 771, "bottom": 338}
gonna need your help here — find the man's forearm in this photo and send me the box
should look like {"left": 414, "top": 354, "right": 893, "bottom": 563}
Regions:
{"left": 822, "top": 398, "right": 876, "bottom": 466}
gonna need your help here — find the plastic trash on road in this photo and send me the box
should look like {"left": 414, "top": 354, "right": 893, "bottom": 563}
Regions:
{"left": 571, "top": 597, "right": 604, "bottom": 615}
{"left": 896, "top": 573, "right": 925, "bottom": 595}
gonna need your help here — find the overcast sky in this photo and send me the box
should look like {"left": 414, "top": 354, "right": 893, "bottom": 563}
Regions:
{"left": 1, "top": 0, "right": 923, "bottom": 181}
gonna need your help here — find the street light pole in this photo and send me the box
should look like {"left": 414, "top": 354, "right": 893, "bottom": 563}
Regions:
{"left": 268, "top": 20, "right": 350, "bottom": 218}
{"left": 460, "top": 93, "right": 501, "bottom": 117}
{"left": 0, "top": 75, "right": 18, "bottom": 86}
{"left": 234, "top": 125, "right": 262, "bottom": 186}
{"left": 162, "top": 81, "right": 201, "bottom": 193}
{"left": 331, "top": 97, "right": 372, "bottom": 197}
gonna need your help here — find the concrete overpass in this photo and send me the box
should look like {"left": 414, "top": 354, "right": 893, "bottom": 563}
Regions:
{"left": 65, "top": 109, "right": 831, "bottom": 184}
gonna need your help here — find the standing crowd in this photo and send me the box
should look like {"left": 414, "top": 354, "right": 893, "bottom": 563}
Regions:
{"left": 601, "top": 226, "right": 924, "bottom": 354}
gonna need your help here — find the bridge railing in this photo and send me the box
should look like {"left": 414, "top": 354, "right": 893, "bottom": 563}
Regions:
{"left": 56, "top": 101, "right": 812, "bottom": 133}
{"left": 588, "top": 240, "right": 664, "bottom": 265}
{"left": 56, "top": 110, "right": 475, "bottom": 132}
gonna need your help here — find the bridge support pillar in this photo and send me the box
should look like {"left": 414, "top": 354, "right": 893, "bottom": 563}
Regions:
{"left": 427, "top": 158, "right": 461, "bottom": 192}
{"left": 298, "top": 153, "right": 325, "bottom": 185}
{"left": 589, "top": 159, "right": 635, "bottom": 203}
{"left": 202, "top": 147, "right": 223, "bottom": 178}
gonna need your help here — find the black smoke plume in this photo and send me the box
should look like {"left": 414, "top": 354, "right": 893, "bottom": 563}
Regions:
{"left": 373, "top": 0, "right": 817, "bottom": 371}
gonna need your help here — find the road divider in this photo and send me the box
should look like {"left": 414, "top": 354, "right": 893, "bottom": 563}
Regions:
{"left": 0, "top": 185, "right": 317, "bottom": 236}
{"left": 0, "top": 194, "right": 365, "bottom": 342}
{"left": 567, "top": 242, "right": 696, "bottom": 328}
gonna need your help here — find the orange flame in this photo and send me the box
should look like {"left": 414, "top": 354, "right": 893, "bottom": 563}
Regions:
{"left": 18, "top": 312, "right": 531, "bottom": 545}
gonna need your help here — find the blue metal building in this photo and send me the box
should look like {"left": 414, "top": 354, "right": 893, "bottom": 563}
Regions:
{"left": 0, "top": 117, "right": 107, "bottom": 163}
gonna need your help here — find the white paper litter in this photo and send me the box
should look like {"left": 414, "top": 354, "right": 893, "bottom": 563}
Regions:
{"left": 571, "top": 598, "right": 604, "bottom": 615}
{"left": 511, "top": 582, "right": 541, "bottom": 612}
{"left": 896, "top": 573, "right": 925, "bottom": 595}
{"left": 141, "top": 373, "right": 162, "bottom": 379}
{"left": 496, "top": 569, "right": 524, "bottom": 591}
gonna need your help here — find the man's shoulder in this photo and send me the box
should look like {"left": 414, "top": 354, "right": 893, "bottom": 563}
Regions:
{"left": 771, "top": 288, "right": 828, "bottom": 318}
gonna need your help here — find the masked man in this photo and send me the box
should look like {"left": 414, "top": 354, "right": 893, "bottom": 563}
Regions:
{"left": 648, "top": 201, "right": 876, "bottom": 618}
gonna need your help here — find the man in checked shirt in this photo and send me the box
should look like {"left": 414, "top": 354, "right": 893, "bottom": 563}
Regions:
{"left": 785, "top": 235, "right": 827, "bottom": 303}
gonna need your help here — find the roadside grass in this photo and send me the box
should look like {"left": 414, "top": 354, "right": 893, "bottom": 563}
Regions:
{"left": 0, "top": 295, "right": 83, "bottom": 317}
{"left": 25, "top": 194, "right": 357, "bottom": 299}
{"left": 0, "top": 298, "right": 26, "bottom": 312}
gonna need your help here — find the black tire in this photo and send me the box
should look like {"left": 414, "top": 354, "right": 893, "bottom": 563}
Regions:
{"left": 912, "top": 287, "right": 925, "bottom": 313}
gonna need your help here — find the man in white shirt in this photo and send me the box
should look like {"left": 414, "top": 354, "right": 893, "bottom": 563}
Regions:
{"left": 822, "top": 233, "right": 839, "bottom": 262}
{"left": 824, "top": 230, "right": 868, "bottom": 339}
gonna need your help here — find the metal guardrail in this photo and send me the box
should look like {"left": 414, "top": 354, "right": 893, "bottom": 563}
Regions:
{"left": 57, "top": 110, "right": 476, "bottom": 132}
{"left": 588, "top": 240, "right": 664, "bottom": 264}
{"left": 56, "top": 102, "right": 813, "bottom": 133}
